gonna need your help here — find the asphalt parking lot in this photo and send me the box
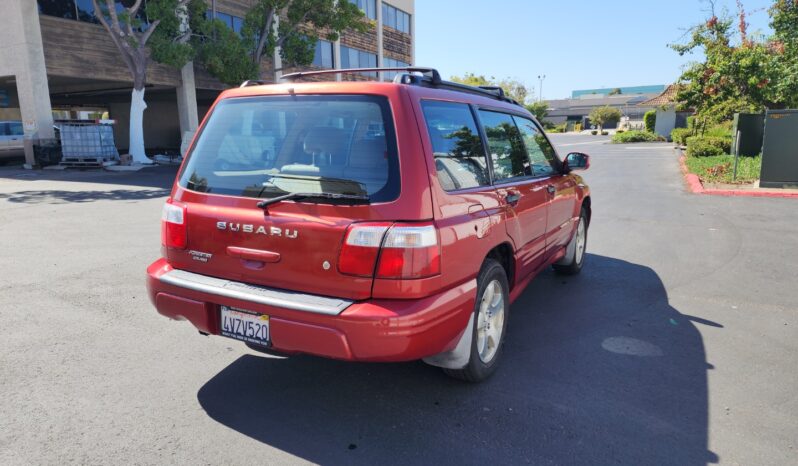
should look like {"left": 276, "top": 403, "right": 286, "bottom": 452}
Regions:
{"left": 1, "top": 135, "right": 796, "bottom": 465}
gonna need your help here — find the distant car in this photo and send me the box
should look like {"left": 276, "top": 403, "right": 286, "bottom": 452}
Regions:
{"left": 0, "top": 120, "right": 24, "bottom": 163}
{"left": 146, "top": 67, "right": 592, "bottom": 382}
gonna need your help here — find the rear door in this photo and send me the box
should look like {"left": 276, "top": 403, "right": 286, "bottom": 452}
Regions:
{"left": 477, "top": 110, "right": 549, "bottom": 278}
{"left": 513, "top": 119, "right": 578, "bottom": 255}
{"left": 169, "top": 92, "right": 425, "bottom": 301}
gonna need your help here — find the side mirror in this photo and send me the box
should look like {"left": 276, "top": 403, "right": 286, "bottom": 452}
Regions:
{"left": 564, "top": 152, "right": 590, "bottom": 171}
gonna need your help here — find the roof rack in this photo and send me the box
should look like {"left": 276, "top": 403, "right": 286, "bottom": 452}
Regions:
{"left": 246, "top": 67, "right": 521, "bottom": 107}
{"left": 393, "top": 73, "right": 521, "bottom": 106}
{"left": 280, "top": 67, "right": 442, "bottom": 84}
{"left": 240, "top": 80, "right": 270, "bottom": 88}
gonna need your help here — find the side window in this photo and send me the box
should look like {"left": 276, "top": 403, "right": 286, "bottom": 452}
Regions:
{"left": 513, "top": 116, "right": 559, "bottom": 177}
{"left": 8, "top": 121, "right": 23, "bottom": 136}
{"left": 421, "top": 101, "right": 489, "bottom": 191}
{"left": 478, "top": 110, "right": 530, "bottom": 182}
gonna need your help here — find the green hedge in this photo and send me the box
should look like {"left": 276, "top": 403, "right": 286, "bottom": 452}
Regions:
{"left": 644, "top": 110, "right": 657, "bottom": 133}
{"left": 671, "top": 128, "right": 693, "bottom": 146}
{"left": 685, "top": 136, "right": 732, "bottom": 157}
{"left": 611, "top": 130, "right": 665, "bottom": 143}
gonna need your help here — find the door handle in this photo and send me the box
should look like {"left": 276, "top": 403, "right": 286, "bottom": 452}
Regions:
{"left": 505, "top": 192, "right": 521, "bottom": 205}
{"left": 227, "top": 246, "right": 281, "bottom": 263}
{"left": 547, "top": 185, "right": 556, "bottom": 195}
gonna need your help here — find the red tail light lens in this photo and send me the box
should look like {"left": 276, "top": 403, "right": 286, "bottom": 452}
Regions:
{"left": 339, "top": 222, "right": 441, "bottom": 279}
{"left": 161, "top": 199, "right": 187, "bottom": 249}
{"left": 377, "top": 223, "right": 441, "bottom": 279}
{"left": 338, "top": 223, "right": 391, "bottom": 277}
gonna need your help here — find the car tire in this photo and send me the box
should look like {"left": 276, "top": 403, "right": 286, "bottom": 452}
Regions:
{"left": 553, "top": 206, "right": 588, "bottom": 276}
{"left": 443, "top": 258, "right": 510, "bottom": 383}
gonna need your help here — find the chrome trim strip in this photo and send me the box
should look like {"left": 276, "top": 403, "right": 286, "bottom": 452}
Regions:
{"left": 159, "top": 269, "right": 353, "bottom": 315}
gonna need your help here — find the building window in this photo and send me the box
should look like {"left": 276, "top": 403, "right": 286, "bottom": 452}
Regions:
{"left": 38, "top": 0, "right": 78, "bottom": 20}
{"left": 206, "top": 10, "right": 245, "bottom": 35}
{"left": 382, "top": 3, "right": 410, "bottom": 34}
{"left": 341, "top": 45, "right": 377, "bottom": 77}
{"left": 383, "top": 57, "right": 410, "bottom": 81}
{"left": 76, "top": 0, "right": 98, "bottom": 23}
{"left": 349, "top": 0, "right": 376, "bottom": 20}
{"left": 313, "top": 39, "right": 334, "bottom": 69}
{"left": 38, "top": 0, "right": 147, "bottom": 26}
{"left": 232, "top": 16, "right": 244, "bottom": 35}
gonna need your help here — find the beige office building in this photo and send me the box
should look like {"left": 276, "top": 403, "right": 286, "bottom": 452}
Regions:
{"left": 0, "top": 0, "right": 415, "bottom": 166}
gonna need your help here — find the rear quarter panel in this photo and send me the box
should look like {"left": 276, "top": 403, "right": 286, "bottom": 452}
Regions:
{"left": 406, "top": 87, "right": 517, "bottom": 292}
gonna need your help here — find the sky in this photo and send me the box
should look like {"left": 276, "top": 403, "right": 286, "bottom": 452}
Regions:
{"left": 415, "top": 0, "right": 775, "bottom": 100}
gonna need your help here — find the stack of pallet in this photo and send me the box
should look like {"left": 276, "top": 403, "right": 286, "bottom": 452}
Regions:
{"left": 59, "top": 122, "right": 119, "bottom": 168}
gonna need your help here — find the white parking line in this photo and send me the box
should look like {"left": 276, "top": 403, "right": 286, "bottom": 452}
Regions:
{"left": 557, "top": 141, "right": 609, "bottom": 147}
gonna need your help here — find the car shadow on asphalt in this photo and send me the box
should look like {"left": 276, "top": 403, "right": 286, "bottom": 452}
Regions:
{"left": 0, "top": 189, "right": 169, "bottom": 204}
{"left": 0, "top": 164, "right": 177, "bottom": 190}
{"left": 196, "top": 254, "right": 720, "bottom": 465}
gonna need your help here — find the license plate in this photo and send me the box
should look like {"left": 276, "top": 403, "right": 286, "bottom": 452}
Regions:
{"left": 220, "top": 306, "right": 270, "bottom": 346}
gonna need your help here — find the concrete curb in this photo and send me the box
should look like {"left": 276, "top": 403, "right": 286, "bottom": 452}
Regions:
{"left": 678, "top": 153, "right": 798, "bottom": 199}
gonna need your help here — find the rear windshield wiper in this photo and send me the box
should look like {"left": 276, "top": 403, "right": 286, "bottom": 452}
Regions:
{"left": 256, "top": 192, "right": 370, "bottom": 208}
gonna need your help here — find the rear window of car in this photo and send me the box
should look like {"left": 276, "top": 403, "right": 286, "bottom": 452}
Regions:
{"left": 179, "top": 95, "right": 400, "bottom": 203}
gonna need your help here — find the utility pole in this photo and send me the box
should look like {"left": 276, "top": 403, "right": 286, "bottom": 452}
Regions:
{"left": 538, "top": 74, "right": 546, "bottom": 102}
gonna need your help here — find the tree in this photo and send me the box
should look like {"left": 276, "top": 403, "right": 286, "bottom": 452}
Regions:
{"left": 450, "top": 72, "right": 491, "bottom": 87}
{"left": 609, "top": 88, "right": 623, "bottom": 96}
{"left": 525, "top": 101, "right": 549, "bottom": 123}
{"left": 92, "top": 0, "right": 201, "bottom": 164}
{"left": 770, "top": 0, "right": 798, "bottom": 108}
{"left": 450, "top": 73, "right": 533, "bottom": 104}
{"left": 199, "top": 0, "right": 367, "bottom": 86}
{"left": 669, "top": 1, "right": 794, "bottom": 125}
{"left": 588, "top": 106, "right": 622, "bottom": 133}
{"left": 147, "top": 0, "right": 207, "bottom": 68}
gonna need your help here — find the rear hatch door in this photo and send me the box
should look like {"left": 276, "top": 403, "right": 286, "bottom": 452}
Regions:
{"left": 167, "top": 90, "right": 429, "bottom": 301}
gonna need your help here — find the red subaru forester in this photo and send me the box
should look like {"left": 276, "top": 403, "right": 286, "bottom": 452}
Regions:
{"left": 146, "top": 68, "right": 591, "bottom": 382}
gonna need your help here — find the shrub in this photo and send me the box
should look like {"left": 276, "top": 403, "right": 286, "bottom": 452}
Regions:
{"left": 703, "top": 123, "right": 732, "bottom": 139}
{"left": 671, "top": 128, "right": 692, "bottom": 146}
{"left": 601, "top": 131, "right": 609, "bottom": 135}
{"left": 611, "top": 130, "right": 665, "bottom": 143}
{"left": 616, "top": 129, "right": 625, "bottom": 133}
{"left": 686, "top": 136, "right": 732, "bottom": 156}
{"left": 591, "top": 130, "right": 598, "bottom": 135}
{"left": 644, "top": 110, "right": 657, "bottom": 133}
{"left": 685, "top": 154, "right": 761, "bottom": 183}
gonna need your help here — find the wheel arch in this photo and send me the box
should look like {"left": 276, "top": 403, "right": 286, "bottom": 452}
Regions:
{"left": 581, "top": 195, "right": 592, "bottom": 226}
{"left": 485, "top": 242, "right": 516, "bottom": 290}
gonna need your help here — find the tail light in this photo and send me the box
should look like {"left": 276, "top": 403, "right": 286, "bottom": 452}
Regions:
{"left": 161, "top": 199, "right": 187, "bottom": 249}
{"left": 338, "top": 222, "right": 440, "bottom": 279}
{"left": 377, "top": 224, "right": 441, "bottom": 279}
{"left": 338, "top": 223, "right": 391, "bottom": 277}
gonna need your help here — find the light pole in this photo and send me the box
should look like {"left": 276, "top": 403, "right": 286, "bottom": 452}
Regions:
{"left": 538, "top": 74, "right": 546, "bottom": 102}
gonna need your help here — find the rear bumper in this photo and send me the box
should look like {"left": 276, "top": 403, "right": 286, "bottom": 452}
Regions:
{"left": 146, "top": 258, "right": 476, "bottom": 362}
